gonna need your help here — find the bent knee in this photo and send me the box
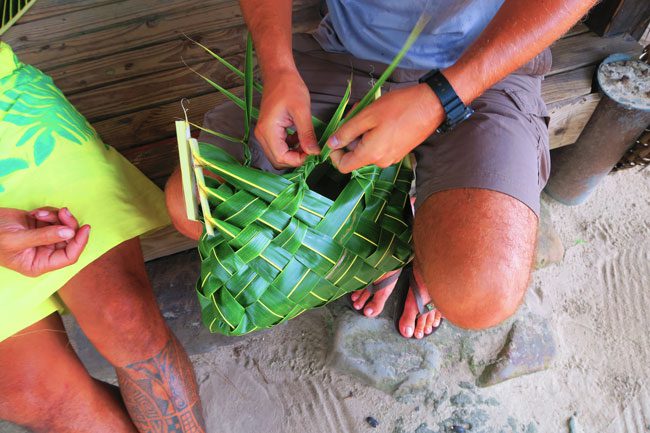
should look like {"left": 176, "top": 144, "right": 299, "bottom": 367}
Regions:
{"left": 414, "top": 189, "right": 538, "bottom": 330}
{"left": 433, "top": 266, "right": 531, "bottom": 330}
{"left": 165, "top": 167, "right": 203, "bottom": 241}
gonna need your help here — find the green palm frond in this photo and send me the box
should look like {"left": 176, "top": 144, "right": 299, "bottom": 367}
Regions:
{"left": 1, "top": 0, "right": 38, "bottom": 36}
{"left": 177, "top": 16, "right": 430, "bottom": 336}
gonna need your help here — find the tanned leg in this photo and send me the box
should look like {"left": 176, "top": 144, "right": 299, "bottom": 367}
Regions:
{"left": 58, "top": 238, "right": 206, "bottom": 432}
{"left": 413, "top": 188, "right": 537, "bottom": 330}
{"left": 0, "top": 314, "right": 138, "bottom": 433}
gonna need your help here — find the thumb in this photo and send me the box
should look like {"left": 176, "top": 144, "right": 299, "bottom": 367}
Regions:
{"left": 327, "top": 112, "right": 375, "bottom": 151}
{"left": 4, "top": 226, "right": 76, "bottom": 251}
{"left": 291, "top": 106, "right": 320, "bottom": 155}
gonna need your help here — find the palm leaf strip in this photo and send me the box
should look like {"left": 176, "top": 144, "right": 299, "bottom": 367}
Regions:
{"left": 1, "top": 0, "right": 38, "bottom": 36}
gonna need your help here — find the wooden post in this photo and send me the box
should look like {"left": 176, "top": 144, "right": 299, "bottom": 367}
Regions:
{"left": 544, "top": 54, "right": 650, "bottom": 205}
{"left": 585, "top": 0, "right": 650, "bottom": 40}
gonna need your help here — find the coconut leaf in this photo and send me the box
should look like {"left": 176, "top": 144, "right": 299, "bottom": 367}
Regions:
{"left": 1, "top": 0, "right": 37, "bottom": 36}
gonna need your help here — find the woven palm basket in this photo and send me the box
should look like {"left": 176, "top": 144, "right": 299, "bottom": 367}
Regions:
{"left": 177, "top": 17, "right": 429, "bottom": 336}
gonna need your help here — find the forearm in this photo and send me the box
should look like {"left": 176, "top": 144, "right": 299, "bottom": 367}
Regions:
{"left": 441, "top": 0, "right": 598, "bottom": 105}
{"left": 239, "top": 0, "right": 296, "bottom": 79}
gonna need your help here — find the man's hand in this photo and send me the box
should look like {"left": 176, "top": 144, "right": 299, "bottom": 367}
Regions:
{"left": 0, "top": 207, "right": 91, "bottom": 277}
{"left": 328, "top": 84, "right": 444, "bottom": 173}
{"left": 255, "top": 68, "right": 320, "bottom": 168}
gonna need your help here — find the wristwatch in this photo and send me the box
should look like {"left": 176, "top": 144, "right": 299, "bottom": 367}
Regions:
{"left": 418, "top": 70, "right": 473, "bottom": 133}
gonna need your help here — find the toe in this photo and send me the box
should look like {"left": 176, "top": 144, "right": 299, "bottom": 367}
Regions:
{"left": 350, "top": 289, "right": 364, "bottom": 302}
{"left": 433, "top": 310, "right": 442, "bottom": 328}
{"left": 364, "top": 287, "right": 392, "bottom": 317}
{"left": 424, "top": 312, "right": 436, "bottom": 334}
{"left": 414, "top": 313, "right": 428, "bottom": 339}
{"left": 352, "top": 290, "right": 371, "bottom": 310}
{"left": 399, "top": 287, "right": 420, "bottom": 338}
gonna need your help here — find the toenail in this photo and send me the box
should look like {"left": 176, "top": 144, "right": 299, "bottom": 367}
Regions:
{"left": 354, "top": 304, "right": 361, "bottom": 310}
{"left": 405, "top": 326, "right": 413, "bottom": 337}
{"left": 365, "top": 307, "right": 374, "bottom": 316}
{"left": 416, "top": 331, "right": 423, "bottom": 339}
{"left": 425, "top": 328, "right": 432, "bottom": 334}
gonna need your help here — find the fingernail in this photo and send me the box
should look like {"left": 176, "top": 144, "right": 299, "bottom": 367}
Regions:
{"left": 405, "top": 326, "right": 413, "bottom": 337}
{"left": 35, "top": 210, "right": 49, "bottom": 217}
{"left": 365, "top": 307, "right": 374, "bottom": 316}
{"left": 58, "top": 228, "right": 75, "bottom": 239}
{"left": 328, "top": 136, "right": 340, "bottom": 149}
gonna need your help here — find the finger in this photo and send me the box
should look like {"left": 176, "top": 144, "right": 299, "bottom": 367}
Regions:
{"left": 327, "top": 111, "right": 375, "bottom": 151}
{"left": 256, "top": 127, "right": 305, "bottom": 169}
{"left": 330, "top": 143, "right": 374, "bottom": 174}
{"left": 58, "top": 207, "right": 79, "bottom": 230}
{"left": 42, "top": 225, "right": 91, "bottom": 271}
{"left": 29, "top": 208, "right": 62, "bottom": 224}
{"left": 290, "top": 106, "right": 320, "bottom": 155}
{"left": 4, "top": 225, "right": 76, "bottom": 251}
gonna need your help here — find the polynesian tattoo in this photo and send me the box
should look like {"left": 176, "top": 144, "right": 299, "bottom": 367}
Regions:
{"left": 116, "top": 336, "right": 206, "bottom": 433}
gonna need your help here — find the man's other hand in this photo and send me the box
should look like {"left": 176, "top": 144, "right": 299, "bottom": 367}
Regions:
{"left": 328, "top": 84, "right": 445, "bottom": 173}
{"left": 255, "top": 68, "right": 320, "bottom": 169}
{"left": 0, "top": 207, "right": 91, "bottom": 277}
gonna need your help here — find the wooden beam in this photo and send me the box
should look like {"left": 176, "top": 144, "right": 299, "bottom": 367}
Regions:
{"left": 49, "top": 8, "right": 320, "bottom": 95}
{"left": 585, "top": 0, "right": 650, "bottom": 39}
{"left": 68, "top": 54, "right": 246, "bottom": 122}
{"left": 93, "top": 88, "right": 243, "bottom": 151}
{"left": 541, "top": 65, "right": 596, "bottom": 105}
{"left": 548, "top": 31, "right": 642, "bottom": 76}
{"left": 6, "top": 0, "right": 319, "bottom": 71}
{"left": 16, "top": 0, "right": 119, "bottom": 23}
{"left": 548, "top": 93, "right": 602, "bottom": 149}
{"left": 141, "top": 225, "right": 196, "bottom": 261}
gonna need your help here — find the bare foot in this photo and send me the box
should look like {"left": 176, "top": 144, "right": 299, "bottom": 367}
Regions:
{"left": 350, "top": 266, "right": 443, "bottom": 339}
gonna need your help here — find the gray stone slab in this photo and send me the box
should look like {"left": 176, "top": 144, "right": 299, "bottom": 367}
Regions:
{"left": 328, "top": 311, "right": 441, "bottom": 396}
{"left": 478, "top": 315, "right": 557, "bottom": 387}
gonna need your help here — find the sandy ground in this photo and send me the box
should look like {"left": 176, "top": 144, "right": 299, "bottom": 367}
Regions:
{"left": 188, "top": 167, "right": 650, "bottom": 433}
{"left": 1, "top": 167, "right": 648, "bottom": 433}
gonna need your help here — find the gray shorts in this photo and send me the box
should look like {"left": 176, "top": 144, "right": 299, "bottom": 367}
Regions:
{"left": 200, "top": 34, "right": 552, "bottom": 216}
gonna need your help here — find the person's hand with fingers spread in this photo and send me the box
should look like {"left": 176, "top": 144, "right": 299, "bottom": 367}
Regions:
{"left": 0, "top": 207, "right": 91, "bottom": 277}
{"left": 255, "top": 68, "right": 321, "bottom": 169}
{"left": 327, "top": 83, "right": 446, "bottom": 173}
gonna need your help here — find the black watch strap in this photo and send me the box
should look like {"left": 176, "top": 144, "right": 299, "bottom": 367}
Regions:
{"left": 419, "top": 70, "right": 473, "bottom": 133}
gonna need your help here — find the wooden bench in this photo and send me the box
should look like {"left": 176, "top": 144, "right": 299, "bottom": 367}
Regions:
{"left": 3, "top": 0, "right": 643, "bottom": 260}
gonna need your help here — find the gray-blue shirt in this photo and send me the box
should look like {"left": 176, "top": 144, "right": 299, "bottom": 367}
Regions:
{"left": 313, "top": 0, "right": 505, "bottom": 70}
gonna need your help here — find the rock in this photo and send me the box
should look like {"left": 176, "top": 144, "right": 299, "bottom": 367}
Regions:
{"left": 477, "top": 316, "right": 556, "bottom": 387}
{"left": 327, "top": 311, "right": 441, "bottom": 396}
{"left": 366, "top": 416, "right": 380, "bottom": 428}
{"left": 63, "top": 249, "right": 254, "bottom": 378}
{"left": 535, "top": 200, "right": 565, "bottom": 269}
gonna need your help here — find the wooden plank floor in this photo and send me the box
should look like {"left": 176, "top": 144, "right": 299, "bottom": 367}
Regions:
{"left": 2, "top": 5, "right": 643, "bottom": 259}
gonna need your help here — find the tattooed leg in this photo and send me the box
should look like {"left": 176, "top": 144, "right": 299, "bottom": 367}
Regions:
{"left": 57, "top": 238, "right": 207, "bottom": 432}
{"left": 116, "top": 335, "right": 206, "bottom": 433}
